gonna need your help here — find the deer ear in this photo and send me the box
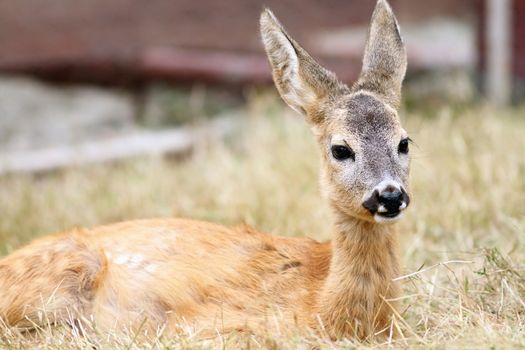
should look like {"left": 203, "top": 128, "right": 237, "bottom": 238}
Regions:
{"left": 354, "top": 0, "right": 407, "bottom": 110}
{"left": 260, "top": 9, "right": 343, "bottom": 122}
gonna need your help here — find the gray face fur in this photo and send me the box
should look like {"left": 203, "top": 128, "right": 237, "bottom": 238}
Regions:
{"left": 261, "top": 0, "right": 410, "bottom": 224}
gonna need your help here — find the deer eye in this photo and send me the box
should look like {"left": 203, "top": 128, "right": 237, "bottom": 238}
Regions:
{"left": 331, "top": 145, "right": 355, "bottom": 161}
{"left": 398, "top": 138, "right": 410, "bottom": 154}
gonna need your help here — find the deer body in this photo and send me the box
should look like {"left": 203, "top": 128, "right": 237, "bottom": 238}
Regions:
{"left": 0, "top": 0, "right": 410, "bottom": 340}
{"left": 0, "top": 217, "right": 398, "bottom": 338}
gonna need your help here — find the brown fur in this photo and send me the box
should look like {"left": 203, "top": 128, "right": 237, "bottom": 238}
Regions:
{"left": 0, "top": 0, "right": 410, "bottom": 341}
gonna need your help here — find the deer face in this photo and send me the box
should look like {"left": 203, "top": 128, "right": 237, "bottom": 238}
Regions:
{"left": 318, "top": 92, "right": 410, "bottom": 223}
{"left": 261, "top": 0, "right": 410, "bottom": 223}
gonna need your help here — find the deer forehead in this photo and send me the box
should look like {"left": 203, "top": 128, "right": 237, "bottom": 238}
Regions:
{"left": 326, "top": 92, "right": 404, "bottom": 145}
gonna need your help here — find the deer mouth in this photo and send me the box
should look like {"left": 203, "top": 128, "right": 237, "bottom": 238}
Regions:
{"left": 374, "top": 210, "right": 404, "bottom": 223}
{"left": 377, "top": 210, "right": 400, "bottom": 218}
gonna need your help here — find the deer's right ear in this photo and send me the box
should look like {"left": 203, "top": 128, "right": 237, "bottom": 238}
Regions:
{"left": 260, "top": 9, "right": 342, "bottom": 122}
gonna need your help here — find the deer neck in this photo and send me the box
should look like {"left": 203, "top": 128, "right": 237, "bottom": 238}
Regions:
{"left": 316, "top": 208, "right": 401, "bottom": 339}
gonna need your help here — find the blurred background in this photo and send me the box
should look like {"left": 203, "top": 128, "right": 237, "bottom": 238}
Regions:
{"left": 1, "top": 2, "right": 525, "bottom": 347}
{"left": 0, "top": 0, "right": 522, "bottom": 173}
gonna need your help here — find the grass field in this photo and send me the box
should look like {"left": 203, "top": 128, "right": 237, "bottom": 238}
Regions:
{"left": 1, "top": 93, "right": 525, "bottom": 348}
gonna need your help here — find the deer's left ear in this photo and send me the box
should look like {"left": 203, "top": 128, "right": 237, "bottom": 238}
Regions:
{"left": 260, "top": 9, "right": 344, "bottom": 123}
{"left": 354, "top": 0, "right": 407, "bottom": 110}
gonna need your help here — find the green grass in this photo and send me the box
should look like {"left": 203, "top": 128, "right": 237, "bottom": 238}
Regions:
{"left": 1, "top": 93, "right": 525, "bottom": 348}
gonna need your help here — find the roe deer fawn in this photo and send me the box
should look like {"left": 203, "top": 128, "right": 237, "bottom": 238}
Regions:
{"left": 0, "top": 0, "right": 410, "bottom": 340}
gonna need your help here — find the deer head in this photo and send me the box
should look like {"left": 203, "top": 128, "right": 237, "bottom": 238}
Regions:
{"left": 261, "top": 0, "right": 410, "bottom": 224}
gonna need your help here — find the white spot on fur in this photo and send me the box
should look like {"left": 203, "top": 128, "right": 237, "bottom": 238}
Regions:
{"left": 109, "top": 252, "right": 151, "bottom": 270}
{"left": 113, "top": 255, "right": 129, "bottom": 265}
{"left": 131, "top": 254, "right": 144, "bottom": 264}
{"left": 145, "top": 264, "right": 157, "bottom": 273}
{"left": 128, "top": 254, "right": 145, "bottom": 268}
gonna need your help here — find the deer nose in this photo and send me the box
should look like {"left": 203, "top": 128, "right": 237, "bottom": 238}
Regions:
{"left": 378, "top": 189, "right": 404, "bottom": 212}
{"left": 362, "top": 184, "right": 410, "bottom": 218}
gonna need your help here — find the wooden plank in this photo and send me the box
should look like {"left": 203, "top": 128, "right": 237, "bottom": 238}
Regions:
{"left": 0, "top": 116, "right": 237, "bottom": 175}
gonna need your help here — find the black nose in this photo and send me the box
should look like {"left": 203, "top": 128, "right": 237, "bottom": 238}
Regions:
{"left": 362, "top": 187, "right": 410, "bottom": 215}
{"left": 379, "top": 190, "right": 404, "bottom": 212}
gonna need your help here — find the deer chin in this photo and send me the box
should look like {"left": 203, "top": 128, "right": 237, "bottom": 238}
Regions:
{"left": 374, "top": 211, "right": 404, "bottom": 224}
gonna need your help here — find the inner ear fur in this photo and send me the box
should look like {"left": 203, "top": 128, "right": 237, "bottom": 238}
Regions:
{"left": 260, "top": 9, "right": 345, "bottom": 124}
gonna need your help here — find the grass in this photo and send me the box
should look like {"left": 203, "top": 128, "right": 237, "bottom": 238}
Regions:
{"left": 0, "top": 92, "right": 525, "bottom": 348}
